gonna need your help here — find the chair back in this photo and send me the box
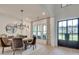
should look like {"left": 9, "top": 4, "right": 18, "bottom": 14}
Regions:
{"left": 0, "top": 37, "right": 6, "bottom": 47}
{"left": 32, "top": 36, "right": 36, "bottom": 45}
{"left": 12, "top": 38, "right": 23, "bottom": 49}
{"left": 8, "top": 36, "right": 14, "bottom": 39}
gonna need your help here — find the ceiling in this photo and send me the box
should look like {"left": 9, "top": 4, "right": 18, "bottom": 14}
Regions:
{"left": 0, "top": 4, "right": 49, "bottom": 22}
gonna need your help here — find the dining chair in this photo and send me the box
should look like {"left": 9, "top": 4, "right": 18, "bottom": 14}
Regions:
{"left": 0, "top": 37, "right": 11, "bottom": 54}
{"left": 12, "top": 37, "right": 23, "bottom": 55}
{"left": 8, "top": 36, "right": 14, "bottom": 39}
{"left": 27, "top": 35, "right": 36, "bottom": 50}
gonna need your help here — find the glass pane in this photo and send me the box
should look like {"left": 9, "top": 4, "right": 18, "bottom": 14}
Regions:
{"left": 33, "top": 25, "right": 37, "bottom": 31}
{"left": 43, "top": 25, "right": 47, "bottom": 39}
{"left": 43, "top": 31, "right": 47, "bottom": 39}
{"left": 68, "top": 20, "right": 73, "bottom": 34}
{"left": 72, "top": 19, "right": 78, "bottom": 33}
{"left": 43, "top": 25, "right": 47, "bottom": 32}
{"left": 63, "top": 27, "right": 66, "bottom": 33}
{"left": 59, "top": 22, "right": 63, "bottom": 27}
{"left": 62, "top": 34, "right": 65, "bottom": 40}
{"left": 59, "top": 27, "right": 63, "bottom": 33}
{"left": 43, "top": 31, "right": 46, "bottom": 34}
{"left": 68, "top": 20, "right": 73, "bottom": 26}
{"left": 37, "top": 32, "right": 41, "bottom": 39}
{"left": 73, "top": 26, "right": 78, "bottom": 33}
{"left": 59, "top": 34, "right": 63, "bottom": 40}
{"left": 43, "top": 33, "right": 47, "bottom": 40}
{"left": 38, "top": 25, "right": 42, "bottom": 31}
{"left": 62, "top": 21, "right": 66, "bottom": 27}
{"left": 69, "top": 34, "right": 73, "bottom": 41}
{"left": 68, "top": 26, "right": 73, "bottom": 33}
{"left": 73, "top": 19, "right": 78, "bottom": 26}
{"left": 73, "top": 34, "right": 78, "bottom": 41}
{"left": 33, "top": 32, "right": 37, "bottom": 36}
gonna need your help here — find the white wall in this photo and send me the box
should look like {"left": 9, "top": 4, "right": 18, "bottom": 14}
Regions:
{"left": 50, "top": 17, "right": 57, "bottom": 47}
{"left": 0, "top": 14, "right": 31, "bottom": 37}
{"left": 40, "top": 4, "right": 55, "bottom": 17}
{"left": 55, "top": 4, "right": 79, "bottom": 21}
{"left": 33, "top": 19, "right": 47, "bottom": 25}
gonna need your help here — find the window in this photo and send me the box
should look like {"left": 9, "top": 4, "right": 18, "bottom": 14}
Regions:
{"left": 32, "top": 24, "right": 47, "bottom": 40}
{"left": 37, "top": 25, "right": 42, "bottom": 39}
{"left": 43, "top": 24, "right": 47, "bottom": 40}
{"left": 33, "top": 25, "right": 37, "bottom": 37}
{"left": 58, "top": 19, "right": 78, "bottom": 41}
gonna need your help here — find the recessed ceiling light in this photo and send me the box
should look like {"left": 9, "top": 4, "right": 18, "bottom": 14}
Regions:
{"left": 42, "top": 12, "right": 46, "bottom": 15}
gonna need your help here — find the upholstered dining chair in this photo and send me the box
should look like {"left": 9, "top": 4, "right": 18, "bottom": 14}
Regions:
{"left": 27, "top": 35, "right": 36, "bottom": 50}
{"left": 12, "top": 37, "right": 23, "bottom": 55}
{"left": 0, "top": 37, "right": 11, "bottom": 54}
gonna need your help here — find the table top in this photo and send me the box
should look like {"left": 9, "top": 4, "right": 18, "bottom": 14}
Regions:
{"left": 8, "top": 37, "right": 33, "bottom": 41}
{"left": 23, "top": 38, "right": 33, "bottom": 40}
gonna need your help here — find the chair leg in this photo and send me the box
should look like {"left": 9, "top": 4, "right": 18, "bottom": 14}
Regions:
{"left": 35, "top": 44, "right": 36, "bottom": 48}
{"left": 2, "top": 47, "right": 4, "bottom": 54}
{"left": 30, "top": 45, "right": 32, "bottom": 47}
{"left": 13, "top": 49, "right": 15, "bottom": 55}
{"left": 11, "top": 43, "right": 12, "bottom": 49}
{"left": 33, "top": 45, "right": 34, "bottom": 50}
{"left": 25, "top": 44, "right": 27, "bottom": 50}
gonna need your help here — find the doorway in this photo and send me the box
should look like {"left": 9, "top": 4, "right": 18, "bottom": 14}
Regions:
{"left": 58, "top": 18, "right": 79, "bottom": 49}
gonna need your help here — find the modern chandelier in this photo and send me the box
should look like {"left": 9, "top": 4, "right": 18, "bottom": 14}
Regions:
{"left": 5, "top": 9, "right": 27, "bottom": 34}
{"left": 15, "top": 9, "right": 26, "bottom": 34}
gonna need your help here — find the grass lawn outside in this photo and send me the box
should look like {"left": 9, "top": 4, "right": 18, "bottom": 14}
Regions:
{"left": 59, "top": 34, "right": 78, "bottom": 41}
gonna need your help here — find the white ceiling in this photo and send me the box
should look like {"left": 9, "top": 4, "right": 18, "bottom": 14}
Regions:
{"left": 0, "top": 4, "right": 49, "bottom": 22}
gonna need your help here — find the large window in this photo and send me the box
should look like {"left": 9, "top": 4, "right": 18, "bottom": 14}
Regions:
{"left": 33, "top": 24, "right": 47, "bottom": 40}
{"left": 58, "top": 19, "right": 78, "bottom": 41}
{"left": 58, "top": 18, "right": 79, "bottom": 49}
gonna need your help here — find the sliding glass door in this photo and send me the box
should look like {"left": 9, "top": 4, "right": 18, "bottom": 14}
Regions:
{"left": 58, "top": 18, "right": 79, "bottom": 49}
